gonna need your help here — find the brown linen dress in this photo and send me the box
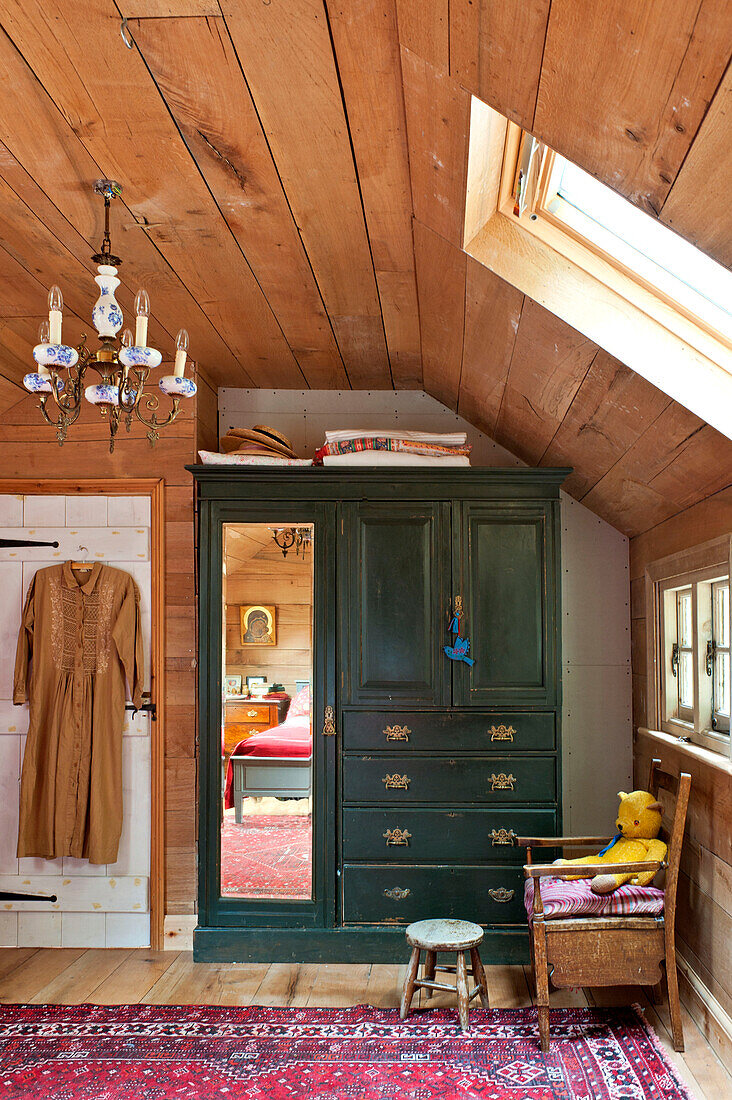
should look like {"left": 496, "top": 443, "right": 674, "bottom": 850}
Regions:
{"left": 13, "top": 561, "right": 143, "bottom": 863}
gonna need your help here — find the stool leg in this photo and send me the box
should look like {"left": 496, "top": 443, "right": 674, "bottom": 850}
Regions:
{"left": 400, "top": 947, "right": 421, "bottom": 1021}
{"left": 424, "top": 950, "right": 436, "bottom": 982}
{"left": 469, "top": 946, "right": 490, "bottom": 1008}
{"left": 456, "top": 951, "right": 470, "bottom": 1032}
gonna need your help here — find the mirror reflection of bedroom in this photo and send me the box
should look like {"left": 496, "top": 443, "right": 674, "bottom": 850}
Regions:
{"left": 221, "top": 522, "right": 313, "bottom": 901}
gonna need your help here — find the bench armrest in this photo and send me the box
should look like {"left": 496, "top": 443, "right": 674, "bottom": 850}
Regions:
{"left": 517, "top": 836, "right": 613, "bottom": 848}
{"left": 523, "top": 860, "right": 666, "bottom": 879}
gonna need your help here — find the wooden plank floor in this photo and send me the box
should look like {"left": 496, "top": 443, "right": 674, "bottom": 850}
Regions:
{"left": 0, "top": 949, "right": 729, "bottom": 1099}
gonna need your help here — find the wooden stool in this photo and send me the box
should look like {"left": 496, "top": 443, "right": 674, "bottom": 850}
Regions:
{"left": 400, "top": 918, "right": 490, "bottom": 1031}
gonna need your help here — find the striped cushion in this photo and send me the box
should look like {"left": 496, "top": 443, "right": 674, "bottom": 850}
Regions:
{"left": 524, "top": 876, "right": 665, "bottom": 921}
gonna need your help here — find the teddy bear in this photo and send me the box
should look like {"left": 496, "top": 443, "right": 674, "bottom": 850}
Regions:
{"left": 556, "top": 789, "right": 666, "bottom": 895}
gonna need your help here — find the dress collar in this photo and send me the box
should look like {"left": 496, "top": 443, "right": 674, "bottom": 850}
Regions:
{"left": 62, "top": 560, "right": 102, "bottom": 594}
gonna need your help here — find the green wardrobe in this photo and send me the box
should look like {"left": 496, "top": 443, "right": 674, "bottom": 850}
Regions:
{"left": 192, "top": 466, "right": 567, "bottom": 962}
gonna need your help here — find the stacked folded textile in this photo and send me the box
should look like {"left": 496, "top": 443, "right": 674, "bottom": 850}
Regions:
{"left": 314, "top": 429, "right": 471, "bottom": 466}
{"left": 199, "top": 425, "right": 313, "bottom": 466}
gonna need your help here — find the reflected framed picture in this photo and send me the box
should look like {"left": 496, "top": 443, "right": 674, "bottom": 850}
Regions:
{"left": 224, "top": 674, "right": 242, "bottom": 696}
{"left": 240, "top": 605, "right": 276, "bottom": 646}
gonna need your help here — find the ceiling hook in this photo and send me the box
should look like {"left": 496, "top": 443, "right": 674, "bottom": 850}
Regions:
{"left": 120, "top": 18, "right": 134, "bottom": 50}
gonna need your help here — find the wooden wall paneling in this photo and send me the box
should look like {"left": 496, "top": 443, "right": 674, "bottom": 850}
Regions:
{"left": 400, "top": 47, "right": 471, "bottom": 248}
{"left": 457, "top": 259, "right": 524, "bottom": 436}
{"left": 394, "top": 0, "right": 448, "bottom": 70}
{"left": 0, "top": 374, "right": 25, "bottom": 415}
{"left": 131, "top": 15, "right": 348, "bottom": 390}
{"left": 326, "top": 0, "right": 422, "bottom": 388}
{"left": 221, "top": 0, "right": 391, "bottom": 388}
{"left": 412, "top": 220, "right": 466, "bottom": 410}
{"left": 195, "top": 369, "right": 219, "bottom": 455}
{"left": 539, "top": 351, "right": 672, "bottom": 498}
{"left": 661, "top": 64, "right": 732, "bottom": 267}
{"left": 584, "top": 404, "right": 732, "bottom": 537}
{"left": 533, "top": 0, "right": 732, "bottom": 217}
{"left": 492, "top": 298, "right": 598, "bottom": 465}
{"left": 449, "top": 0, "right": 551, "bottom": 129}
{"left": 0, "top": 0, "right": 301, "bottom": 388}
{"left": 630, "top": 487, "right": 732, "bottom": 581}
{"left": 0, "top": 30, "right": 245, "bottom": 382}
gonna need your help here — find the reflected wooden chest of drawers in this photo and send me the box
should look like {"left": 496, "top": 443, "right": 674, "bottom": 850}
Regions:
{"left": 223, "top": 698, "right": 285, "bottom": 756}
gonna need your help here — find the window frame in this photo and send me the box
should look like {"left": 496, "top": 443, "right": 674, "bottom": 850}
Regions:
{"left": 498, "top": 125, "right": 732, "bottom": 370}
{"left": 646, "top": 537, "right": 732, "bottom": 759}
{"left": 711, "top": 579, "right": 730, "bottom": 734}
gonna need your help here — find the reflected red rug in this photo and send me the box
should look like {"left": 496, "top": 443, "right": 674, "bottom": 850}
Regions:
{"left": 0, "top": 1003, "right": 692, "bottom": 1099}
{"left": 220, "top": 813, "right": 311, "bottom": 898}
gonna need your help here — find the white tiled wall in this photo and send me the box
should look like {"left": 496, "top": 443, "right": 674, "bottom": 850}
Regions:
{"left": 0, "top": 494, "right": 152, "bottom": 948}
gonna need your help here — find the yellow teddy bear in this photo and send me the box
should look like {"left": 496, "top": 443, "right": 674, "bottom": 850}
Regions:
{"left": 556, "top": 790, "right": 666, "bottom": 895}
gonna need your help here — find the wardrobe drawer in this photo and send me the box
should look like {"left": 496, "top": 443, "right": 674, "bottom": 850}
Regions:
{"left": 342, "top": 711, "right": 555, "bottom": 752}
{"left": 342, "top": 864, "right": 525, "bottom": 925}
{"left": 343, "top": 755, "right": 556, "bottom": 804}
{"left": 342, "top": 807, "right": 557, "bottom": 862}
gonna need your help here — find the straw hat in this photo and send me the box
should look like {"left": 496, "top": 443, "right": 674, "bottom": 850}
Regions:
{"left": 220, "top": 425, "right": 298, "bottom": 459}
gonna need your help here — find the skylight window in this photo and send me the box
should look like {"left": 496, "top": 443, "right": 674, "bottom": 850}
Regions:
{"left": 544, "top": 156, "right": 732, "bottom": 342}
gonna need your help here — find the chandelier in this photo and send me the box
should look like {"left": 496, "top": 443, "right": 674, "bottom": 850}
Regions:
{"left": 23, "top": 179, "right": 197, "bottom": 452}
{"left": 271, "top": 527, "right": 312, "bottom": 559}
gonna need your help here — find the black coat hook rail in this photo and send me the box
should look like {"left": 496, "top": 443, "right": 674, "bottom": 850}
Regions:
{"left": 0, "top": 538, "right": 60, "bottom": 549}
{"left": 125, "top": 701, "right": 157, "bottom": 720}
{"left": 0, "top": 890, "right": 58, "bottom": 903}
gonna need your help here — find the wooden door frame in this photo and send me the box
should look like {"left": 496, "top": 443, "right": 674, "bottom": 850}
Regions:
{"left": 0, "top": 477, "right": 166, "bottom": 949}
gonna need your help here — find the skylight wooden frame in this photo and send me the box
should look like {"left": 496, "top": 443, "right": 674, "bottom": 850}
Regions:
{"left": 497, "top": 122, "right": 732, "bottom": 366}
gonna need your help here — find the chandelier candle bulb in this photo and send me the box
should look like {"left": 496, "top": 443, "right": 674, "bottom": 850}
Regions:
{"left": 120, "top": 328, "right": 133, "bottom": 378}
{"left": 48, "top": 286, "right": 63, "bottom": 345}
{"left": 134, "top": 289, "right": 149, "bottom": 347}
{"left": 174, "top": 328, "right": 189, "bottom": 377}
{"left": 36, "top": 321, "right": 51, "bottom": 378}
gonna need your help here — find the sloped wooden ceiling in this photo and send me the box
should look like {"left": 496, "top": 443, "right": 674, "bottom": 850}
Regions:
{"left": 0, "top": 0, "right": 729, "bottom": 537}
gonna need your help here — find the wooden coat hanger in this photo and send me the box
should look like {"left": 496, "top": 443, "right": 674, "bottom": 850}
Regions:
{"left": 70, "top": 545, "right": 94, "bottom": 571}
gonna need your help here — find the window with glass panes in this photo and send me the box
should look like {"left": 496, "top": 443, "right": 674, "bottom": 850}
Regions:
{"left": 712, "top": 580, "right": 730, "bottom": 732}
{"left": 659, "top": 568, "right": 731, "bottom": 755}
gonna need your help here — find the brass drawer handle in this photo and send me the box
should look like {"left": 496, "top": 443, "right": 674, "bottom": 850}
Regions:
{"left": 489, "top": 724, "right": 515, "bottom": 742}
{"left": 490, "top": 828, "right": 517, "bottom": 846}
{"left": 489, "top": 887, "right": 515, "bottom": 903}
{"left": 489, "top": 772, "right": 516, "bottom": 791}
{"left": 383, "top": 828, "right": 411, "bottom": 846}
{"left": 322, "top": 705, "right": 336, "bottom": 736}
{"left": 383, "top": 774, "right": 410, "bottom": 790}
{"left": 384, "top": 887, "right": 411, "bottom": 900}
{"left": 384, "top": 724, "right": 410, "bottom": 742}
{"left": 247, "top": 709, "right": 258, "bottom": 718}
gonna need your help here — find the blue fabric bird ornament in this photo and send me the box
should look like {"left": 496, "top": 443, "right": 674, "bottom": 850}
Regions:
{"left": 444, "top": 609, "right": 475, "bottom": 666}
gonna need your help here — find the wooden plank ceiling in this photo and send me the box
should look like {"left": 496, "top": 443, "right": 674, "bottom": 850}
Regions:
{"left": 0, "top": 0, "right": 729, "bottom": 538}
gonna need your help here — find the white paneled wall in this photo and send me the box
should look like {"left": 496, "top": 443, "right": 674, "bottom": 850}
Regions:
{"left": 0, "top": 494, "right": 152, "bottom": 948}
{"left": 218, "top": 390, "right": 633, "bottom": 836}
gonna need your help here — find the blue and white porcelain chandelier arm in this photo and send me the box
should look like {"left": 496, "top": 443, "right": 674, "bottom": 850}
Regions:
{"left": 23, "top": 179, "right": 196, "bottom": 452}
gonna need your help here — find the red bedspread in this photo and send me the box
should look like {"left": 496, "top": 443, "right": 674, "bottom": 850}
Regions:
{"left": 224, "top": 716, "right": 312, "bottom": 809}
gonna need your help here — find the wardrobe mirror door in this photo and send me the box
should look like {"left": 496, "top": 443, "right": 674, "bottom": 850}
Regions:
{"left": 220, "top": 522, "right": 314, "bottom": 901}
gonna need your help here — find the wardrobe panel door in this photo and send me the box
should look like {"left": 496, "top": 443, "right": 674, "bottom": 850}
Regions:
{"left": 341, "top": 503, "right": 450, "bottom": 705}
{"left": 454, "top": 503, "right": 558, "bottom": 706}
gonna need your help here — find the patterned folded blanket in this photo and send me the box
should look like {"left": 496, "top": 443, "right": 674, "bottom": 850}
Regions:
{"left": 314, "top": 437, "right": 472, "bottom": 464}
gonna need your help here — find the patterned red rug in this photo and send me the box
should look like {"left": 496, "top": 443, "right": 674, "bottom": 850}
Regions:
{"left": 220, "top": 813, "right": 311, "bottom": 898}
{"left": 0, "top": 1003, "right": 692, "bottom": 1099}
